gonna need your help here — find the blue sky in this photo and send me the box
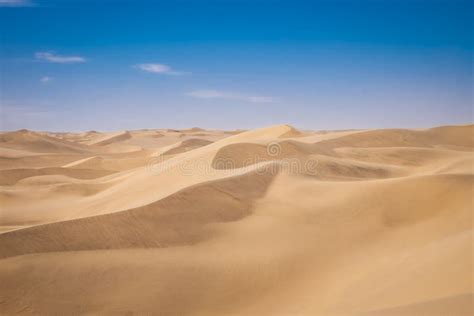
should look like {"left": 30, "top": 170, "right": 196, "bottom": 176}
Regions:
{"left": 1, "top": 0, "right": 472, "bottom": 131}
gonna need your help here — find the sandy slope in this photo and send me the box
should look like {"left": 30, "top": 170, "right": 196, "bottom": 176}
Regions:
{"left": 0, "top": 124, "right": 472, "bottom": 315}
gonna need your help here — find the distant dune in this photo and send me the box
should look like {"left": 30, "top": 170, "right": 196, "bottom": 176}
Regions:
{"left": 85, "top": 130, "right": 132, "bottom": 146}
{"left": 0, "top": 129, "right": 92, "bottom": 154}
{"left": 0, "top": 124, "right": 472, "bottom": 315}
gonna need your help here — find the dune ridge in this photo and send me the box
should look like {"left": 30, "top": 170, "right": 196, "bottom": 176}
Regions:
{"left": 0, "top": 165, "right": 277, "bottom": 258}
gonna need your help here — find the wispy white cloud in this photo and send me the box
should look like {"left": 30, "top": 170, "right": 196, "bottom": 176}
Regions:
{"left": 187, "top": 89, "right": 275, "bottom": 103}
{"left": 0, "top": 0, "right": 34, "bottom": 7}
{"left": 135, "top": 63, "right": 188, "bottom": 75}
{"left": 40, "top": 76, "right": 52, "bottom": 83}
{"left": 35, "top": 52, "right": 86, "bottom": 64}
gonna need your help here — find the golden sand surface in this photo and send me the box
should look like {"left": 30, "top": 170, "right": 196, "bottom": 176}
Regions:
{"left": 0, "top": 124, "right": 472, "bottom": 315}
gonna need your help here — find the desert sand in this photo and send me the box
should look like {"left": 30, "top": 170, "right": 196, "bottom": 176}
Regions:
{"left": 0, "top": 124, "right": 472, "bottom": 315}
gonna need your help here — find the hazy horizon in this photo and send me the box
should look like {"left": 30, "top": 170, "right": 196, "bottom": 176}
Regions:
{"left": 1, "top": 0, "right": 472, "bottom": 131}
{"left": 2, "top": 122, "right": 474, "bottom": 135}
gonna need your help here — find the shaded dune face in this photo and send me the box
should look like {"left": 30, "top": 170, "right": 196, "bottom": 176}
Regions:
{"left": 161, "top": 138, "right": 214, "bottom": 156}
{"left": 212, "top": 141, "right": 315, "bottom": 168}
{"left": 0, "top": 124, "right": 472, "bottom": 315}
{"left": 0, "top": 167, "right": 114, "bottom": 186}
{"left": 0, "top": 167, "right": 277, "bottom": 258}
{"left": 86, "top": 131, "right": 132, "bottom": 146}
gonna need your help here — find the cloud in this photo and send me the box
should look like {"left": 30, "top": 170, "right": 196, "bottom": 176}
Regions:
{"left": 187, "top": 89, "right": 275, "bottom": 103}
{"left": 0, "top": 0, "right": 34, "bottom": 7}
{"left": 40, "top": 76, "right": 52, "bottom": 83}
{"left": 35, "top": 52, "right": 86, "bottom": 64}
{"left": 135, "top": 63, "right": 188, "bottom": 75}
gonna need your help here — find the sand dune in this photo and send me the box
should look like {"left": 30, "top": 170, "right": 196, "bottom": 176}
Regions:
{"left": 0, "top": 166, "right": 276, "bottom": 258}
{"left": 317, "top": 125, "right": 474, "bottom": 149}
{"left": 63, "top": 156, "right": 106, "bottom": 169}
{"left": 85, "top": 130, "right": 132, "bottom": 146}
{"left": 362, "top": 293, "right": 473, "bottom": 315}
{"left": 161, "top": 138, "right": 214, "bottom": 156}
{"left": 0, "top": 167, "right": 114, "bottom": 185}
{"left": 0, "top": 129, "right": 92, "bottom": 154}
{"left": 0, "top": 124, "right": 472, "bottom": 315}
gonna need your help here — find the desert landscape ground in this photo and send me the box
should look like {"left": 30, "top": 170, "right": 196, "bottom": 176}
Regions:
{"left": 0, "top": 124, "right": 472, "bottom": 315}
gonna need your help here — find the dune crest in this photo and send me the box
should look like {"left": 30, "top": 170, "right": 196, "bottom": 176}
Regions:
{"left": 86, "top": 130, "right": 132, "bottom": 146}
